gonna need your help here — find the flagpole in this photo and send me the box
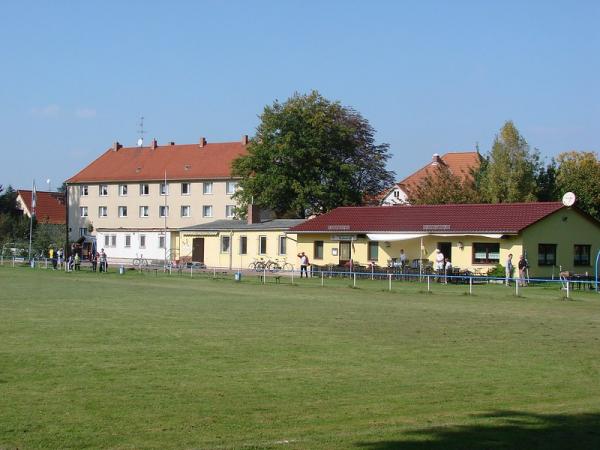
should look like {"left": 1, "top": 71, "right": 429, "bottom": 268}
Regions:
{"left": 164, "top": 169, "right": 167, "bottom": 271}
{"left": 28, "top": 179, "right": 35, "bottom": 261}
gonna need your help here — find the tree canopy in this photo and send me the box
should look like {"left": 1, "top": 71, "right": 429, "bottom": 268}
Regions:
{"left": 555, "top": 151, "right": 600, "bottom": 220}
{"left": 478, "top": 121, "right": 540, "bottom": 203}
{"left": 232, "top": 91, "right": 395, "bottom": 218}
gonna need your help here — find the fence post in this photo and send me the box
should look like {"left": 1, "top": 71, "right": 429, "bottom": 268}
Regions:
{"left": 353, "top": 272, "right": 356, "bottom": 288}
{"left": 427, "top": 274, "right": 430, "bottom": 292}
{"left": 515, "top": 280, "right": 519, "bottom": 296}
{"left": 469, "top": 277, "right": 472, "bottom": 295}
{"left": 12, "top": 257, "right": 15, "bottom": 268}
{"left": 190, "top": 266, "right": 193, "bottom": 278}
{"left": 291, "top": 268, "right": 294, "bottom": 285}
{"left": 371, "top": 265, "right": 374, "bottom": 281}
{"left": 566, "top": 281, "right": 570, "bottom": 299}
{"left": 388, "top": 273, "right": 392, "bottom": 291}
{"left": 213, "top": 267, "right": 216, "bottom": 278}
{"left": 321, "top": 271, "right": 324, "bottom": 287}
{"left": 263, "top": 267, "right": 266, "bottom": 284}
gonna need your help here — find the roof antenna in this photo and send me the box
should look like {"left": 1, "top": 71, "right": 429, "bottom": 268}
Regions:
{"left": 137, "top": 115, "right": 145, "bottom": 147}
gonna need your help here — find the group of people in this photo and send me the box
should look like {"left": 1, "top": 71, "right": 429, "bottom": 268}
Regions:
{"left": 505, "top": 254, "right": 529, "bottom": 287}
{"left": 45, "top": 247, "right": 109, "bottom": 273}
{"left": 47, "top": 247, "right": 64, "bottom": 270}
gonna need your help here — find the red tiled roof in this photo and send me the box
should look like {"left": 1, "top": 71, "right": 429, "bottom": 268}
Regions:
{"left": 66, "top": 141, "right": 248, "bottom": 183}
{"left": 400, "top": 151, "right": 481, "bottom": 189}
{"left": 17, "top": 190, "right": 65, "bottom": 224}
{"left": 290, "top": 202, "right": 566, "bottom": 234}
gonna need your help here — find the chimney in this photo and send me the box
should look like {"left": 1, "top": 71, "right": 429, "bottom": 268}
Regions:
{"left": 247, "top": 204, "right": 261, "bottom": 224}
{"left": 431, "top": 153, "right": 442, "bottom": 165}
{"left": 112, "top": 141, "right": 122, "bottom": 151}
{"left": 241, "top": 134, "right": 249, "bottom": 145}
{"left": 169, "top": 141, "right": 175, "bottom": 146}
{"left": 199, "top": 137, "right": 206, "bottom": 148}
{"left": 151, "top": 139, "right": 158, "bottom": 150}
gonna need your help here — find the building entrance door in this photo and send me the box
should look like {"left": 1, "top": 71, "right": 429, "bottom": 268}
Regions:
{"left": 438, "top": 241, "right": 452, "bottom": 262}
{"left": 339, "top": 241, "right": 352, "bottom": 266}
{"left": 192, "top": 238, "right": 205, "bottom": 263}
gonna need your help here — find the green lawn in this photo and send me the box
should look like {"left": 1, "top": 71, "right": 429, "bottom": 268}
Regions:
{"left": 1, "top": 266, "right": 599, "bottom": 449}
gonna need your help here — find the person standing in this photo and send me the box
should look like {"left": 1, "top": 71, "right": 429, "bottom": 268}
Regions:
{"left": 435, "top": 249, "right": 445, "bottom": 282}
{"left": 298, "top": 252, "right": 309, "bottom": 278}
{"left": 99, "top": 249, "right": 108, "bottom": 272}
{"left": 505, "top": 253, "right": 514, "bottom": 286}
{"left": 74, "top": 253, "right": 81, "bottom": 271}
{"left": 91, "top": 251, "right": 97, "bottom": 272}
{"left": 444, "top": 258, "right": 452, "bottom": 284}
{"left": 518, "top": 255, "right": 529, "bottom": 287}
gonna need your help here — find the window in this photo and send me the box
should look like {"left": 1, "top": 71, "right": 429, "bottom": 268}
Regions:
{"left": 314, "top": 241, "right": 324, "bottom": 260}
{"left": 160, "top": 182, "right": 169, "bottom": 195}
{"left": 98, "top": 206, "right": 108, "bottom": 217}
{"left": 221, "top": 235, "right": 231, "bottom": 253}
{"left": 119, "top": 184, "right": 128, "bottom": 196}
{"left": 181, "top": 205, "right": 191, "bottom": 217}
{"left": 118, "top": 206, "right": 127, "bottom": 217}
{"left": 80, "top": 206, "right": 88, "bottom": 217}
{"left": 125, "top": 235, "right": 131, "bottom": 248}
{"left": 538, "top": 244, "right": 557, "bottom": 266}
{"left": 99, "top": 184, "right": 108, "bottom": 196}
{"left": 225, "top": 205, "right": 236, "bottom": 218}
{"left": 139, "top": 206, "right": 149, "bottom": 217}
{"left": 140, "top": 184, "right": 150, "bottom": 195}
{"left": 79, "top": 227, "right": 87, "bottom": 237}
{"left": 393, "top": 190, "right": 400, "bottom": 198}
{"left": 80, "top": 185, "right": 88, "bottom": 196}
{"left": 202, "top": 205, "right": 213, "bottom": 217}
{"left": 159, "top": 236, "right": 166, "bottom": 249}
{"left": 203, "top": 182, "right": 213, "bottom": 194}
{"left": 239, "top": 236, "right": 247, "bottom": 255}
{"left": 278, "top": 235, "right": 287, "bottom": 255}
{"left": 104, "top": 235, "right": 109, "bottom": 247}
{"left": 159, "top": 205, "right": 169, "bottom": 217}
{"left": 139, "top": 235, "right": 146, "bottom": 248}
{"left": 473, "top": 243, "right": 500, "bottom": 264}
{"left": 368, "top": 241, "right": 379, "bottom": 261}
{"left": 226, "top": 181, "right": 238, "bottom": 195}
{"left": 259, "top": 235, "right": 267, "bottom": 254}
{"left": 574, "top": 244, "right": 591, "bottom": 266}
{"left": 181, "top": 182, "right": 191, "bottom": 195}
{"left": 111, "top": 235, "right": 116, "bottom": 247}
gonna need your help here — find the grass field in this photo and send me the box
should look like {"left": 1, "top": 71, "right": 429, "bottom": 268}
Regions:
{"left": 1, "top": 266, "right": 600, "bottom": 449}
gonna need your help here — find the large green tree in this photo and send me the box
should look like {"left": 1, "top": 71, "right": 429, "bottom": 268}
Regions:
{"left": 0, "top": 185, "right": 29, "bottom": 248}
{"left": 479, "top": 121, "right": 540, "bottom": 203}
{"left": 555, "top": 151, "right": 600, "bottom": 219}
{"left": 232, "top": 91, "right": 395, "bottom": 218}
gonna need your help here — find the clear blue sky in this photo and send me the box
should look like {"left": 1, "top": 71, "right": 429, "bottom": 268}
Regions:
{"left": 1, "top": 0, "right": 598, "bottom": 190}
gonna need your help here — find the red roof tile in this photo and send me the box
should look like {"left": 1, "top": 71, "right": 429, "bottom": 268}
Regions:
{"left": 290, "top": 202, "right": 566, "bottom": 234}
{"left": 66, "top": 141, "right": 248, "bottom": 183}
{"left": 17, "top": 190, "right": 65, "bottom": 224}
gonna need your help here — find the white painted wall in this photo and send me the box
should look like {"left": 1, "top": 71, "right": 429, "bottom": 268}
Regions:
{"left": 96, "top": 230, "right": 172, "bottom": 262}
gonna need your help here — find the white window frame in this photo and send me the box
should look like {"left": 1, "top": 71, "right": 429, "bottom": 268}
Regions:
{"left": 125, "top": 234, "right": 131, "bottom": 248}
{"left": 225, "top": 205, "right": 236, "bottom": 218}
{"left": 80, "top": 185, "right": 88, "bottom": 196}
{"left": 181, "top": 182, "right": 191, "bottom": 195}
{"left": 111, "top": 235, "right": 116, "bottom": 247}
{"left": 79, "top": 227, "right": 87, "bottom": 237}
{"left": 139, "top": 234, "right": 146, "bottom": 249}
{"left": 221, "top": 235, "right": 231, "bottom": 253}
{"left": 140, "top": 183, "right": 150, "bottom": 196}
{"left": 118, "top": 206, "right": 127, "bottom": 218}
{"left": 226, "top": 181, "right": 238, "bottom": 195}
{"left": 104, "top": 235, "right": 109, "bottom": 247}
{"left": 278, "top": 235, "right": 287, "bottom": 255}
{"left": 239, "top": 236, "right": 247, "bottom": 255}
{"left": 259, "top": 235, "right": 267, "bottom": 255}
{"left": 98, "top": 206, "right": 108, "bottom": 218}
{"left": 80, "top": 206, "right": 88, "bottom": 217}
{"left": 202, "top": 205, "right": 213, "bottom": 218}
{"left": 160, "top": 182, "right": 169, "bottom": 196}
{"left": 139, "top": 206, "right": 149, "bottom": 218}
{"left": 119, "top": 184, "right": 128, "bottom": 196}
{"left": 181, "top": 205, "right": 191, "bottom": 217}
{"left": 158, "top": 235, "right": 166, "bottom": 249}
{"left": 99, "top": 184, "right": 108, "bottom": 196}
{"left": 159, "top": 205, "right": 169, "bottom": 218}
{"left": 203, "top": 182, "right": 213, "bottom": 195}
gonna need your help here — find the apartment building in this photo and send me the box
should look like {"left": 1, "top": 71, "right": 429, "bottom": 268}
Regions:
{"left": 65, "top": 136, "right": 248, "bottom": 261}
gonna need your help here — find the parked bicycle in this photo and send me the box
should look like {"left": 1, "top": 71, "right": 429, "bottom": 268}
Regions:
{"left": 248, "top": 258, "right": 267, "bottom": 272}
{"left": 266, "top": 258, "right": 294, "bottom": 273}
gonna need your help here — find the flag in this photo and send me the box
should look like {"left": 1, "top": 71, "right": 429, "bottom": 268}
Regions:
{"left": 31, "top": 180, "right": 37, "bottom": 217}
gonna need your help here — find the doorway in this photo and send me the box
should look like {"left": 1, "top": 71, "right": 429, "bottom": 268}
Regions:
{"left": 437, "top": 242, "right": 452, "bottom": 262}
{"left": 192, "top": 238, "right": 205, "bottom": 263}
{"left": 339, "top": 241, "right": 352, "bottom": 266}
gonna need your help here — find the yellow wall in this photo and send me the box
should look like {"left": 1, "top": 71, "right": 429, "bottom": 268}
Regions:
{"left": 178, "top": 230, "right": 300, "bottom": 269}
{"left": 521, "top": 208, "right": 600, "bottom": 277}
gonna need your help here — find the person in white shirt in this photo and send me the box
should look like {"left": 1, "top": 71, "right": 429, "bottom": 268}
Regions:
{"left": 298, "top": 252, "right": 309, "bottom": 278}
{"left": 435, "top": 249, "right": 445, "bottom": 281}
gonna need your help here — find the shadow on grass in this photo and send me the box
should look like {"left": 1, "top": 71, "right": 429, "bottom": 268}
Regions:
{"left": 355, "top": 410, "right": 600, "bottom": 450}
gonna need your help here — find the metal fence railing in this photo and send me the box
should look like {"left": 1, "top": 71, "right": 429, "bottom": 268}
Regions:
{"left": 2, "top": 257, "right": 598, "bottom": 299}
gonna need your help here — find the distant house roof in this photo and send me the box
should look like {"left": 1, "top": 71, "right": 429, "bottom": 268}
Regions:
{"left": 180, "top": 218, "right": 306, "bottom": 232}
{"left": 290, "top": 202, "right": 566, "bottom": 234}
{"left": 376, "top": 151, "right": 481, "bottom": 204}
{"left": 66, "top": 138, "right": 248, "bottom": 183}
{"left": 17, "top": 190, "right": 65, "bottom": 224}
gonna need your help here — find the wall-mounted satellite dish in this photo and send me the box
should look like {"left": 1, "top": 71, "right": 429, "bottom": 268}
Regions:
{"left": 562, "top": 192, "right": 576, "bottom": 207}
{"left": 137, "top": 138, "right": 143, "bottom": 147}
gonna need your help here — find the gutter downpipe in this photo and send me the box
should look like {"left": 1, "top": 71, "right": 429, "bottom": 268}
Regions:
{"left": 595, "top": 249, "right": 600, "bottom": 293}
{"left": 229, "top": 230, "right": 234, "bottom": 270}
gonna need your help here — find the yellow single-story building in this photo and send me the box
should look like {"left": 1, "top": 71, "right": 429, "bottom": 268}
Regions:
{"left": 178, "top": 218, "right": 305, "bottom": 269}
{"left": 288, "top": 202, "right": 600, "bottom": 278}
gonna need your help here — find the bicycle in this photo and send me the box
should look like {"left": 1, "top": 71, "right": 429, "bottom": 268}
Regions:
{"left": 267, "top": 258, "right": 294, "bottom": 272}
{"left": 248, "top": 258, "right": 266, "bottom": 272}
{"left": 133, "top": 258, "right": 149, "bottom": 269}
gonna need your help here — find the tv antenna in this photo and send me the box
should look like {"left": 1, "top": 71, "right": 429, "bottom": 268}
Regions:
{"left": 137, "top": 115, "right": 145, "bottom": 147}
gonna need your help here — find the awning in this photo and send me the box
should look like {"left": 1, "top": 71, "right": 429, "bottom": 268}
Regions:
{"left": 367, "top": 233, "right": 504, "bottom": 241}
